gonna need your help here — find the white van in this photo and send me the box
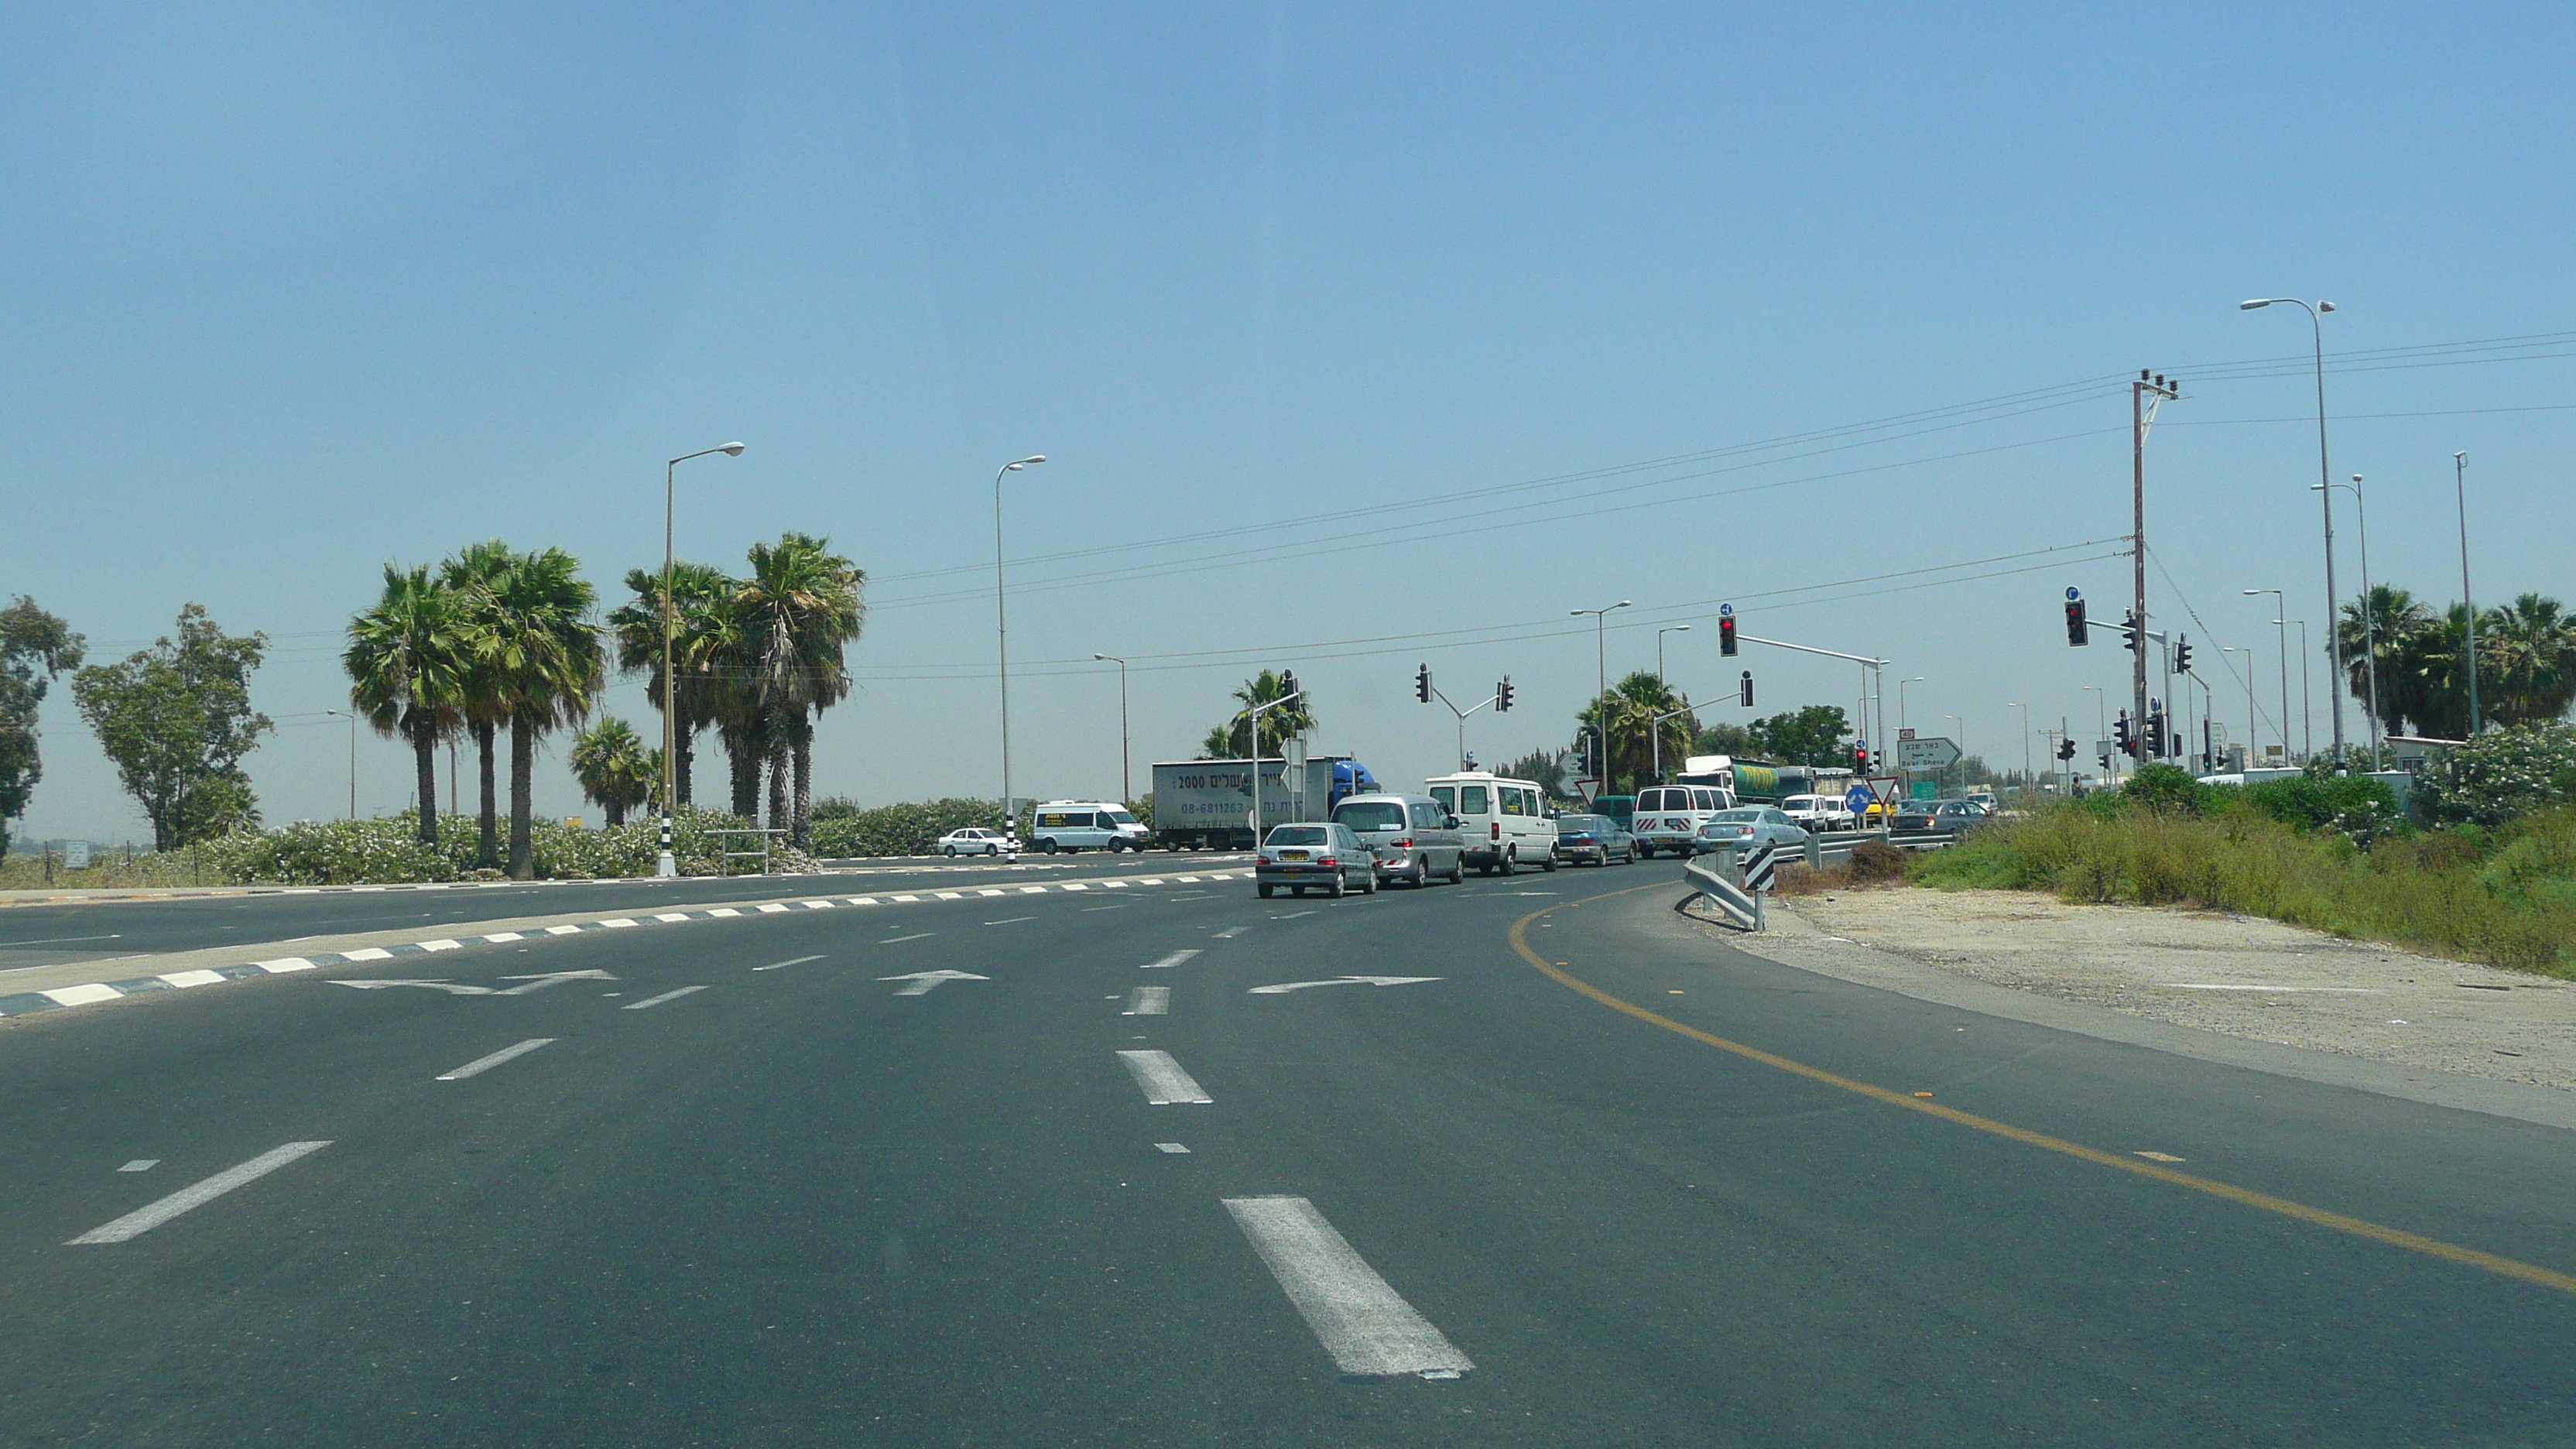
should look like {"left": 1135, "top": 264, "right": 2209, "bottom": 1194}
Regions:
{"left": 1424, "top": 772, "right": 1558, "bottom": 875}
{"left": 1028, "top": 801, "right": 1152, "bottom": 853}
{"left": 1629, "top": 783, "right": 1735, "bottom": 858}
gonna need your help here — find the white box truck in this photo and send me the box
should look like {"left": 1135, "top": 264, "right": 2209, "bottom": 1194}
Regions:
{"left": 1149, "top": 756, "right": 1380, "bottom": 851}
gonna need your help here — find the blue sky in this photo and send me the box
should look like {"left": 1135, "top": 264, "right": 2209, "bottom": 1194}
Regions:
{"left": 5, "top": 3, "right": 2571, "bottom": 840}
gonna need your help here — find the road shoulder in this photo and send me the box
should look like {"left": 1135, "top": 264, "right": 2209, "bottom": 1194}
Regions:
{"left": 1698, "top": 884, "right": 2576, "bottom": 1133}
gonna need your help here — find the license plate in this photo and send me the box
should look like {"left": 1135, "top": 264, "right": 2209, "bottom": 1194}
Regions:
{"left": 1279, "top": 850, "right": 1309, "bottom": 861}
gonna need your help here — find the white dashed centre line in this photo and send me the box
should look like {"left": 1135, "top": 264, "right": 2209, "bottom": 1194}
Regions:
{"left": 1142, "top": 950, "right": 1202, "bottom": 970}
{"left": 1155, "top": 1142, "right": 1190, "bottom": 1154}
{"left": 1125, "top": 986, "right": 1171, "bottom": 1016}
{"left": 69, "top": 1141, "right": 334, "bottom": 1245}
{"left": 436, "top": 1038, "right": 556, "bottom": 1081}
{"left": 1116, "top": 1050, "right": 1212, "bottom": 1105}
{"left": 983, "top": 916, "right": 1036, "bottom": 926}
{"left": 755, "top": 954, "right": 827, "bottom": 972}
{"left": 622, "top": 985, "right": 711, "bottom": 1012}
{"left": 1222, "top": 1195, "right": 1474, "bottom": 1380}
{"left": 1211, "top": 926, "right": 1248, "bottom": 939}
{"left": 879, "top": 933, "right": 933, "bottom": 945}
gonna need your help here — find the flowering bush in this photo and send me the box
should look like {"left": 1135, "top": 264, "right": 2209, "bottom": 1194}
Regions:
{"left": 808, "top": 797, "right": 1008, "bottom": 858}
{"left": 2420, "top": 724, "right": 2576, "bottom": 830}
{"left": 199, "top": 805, "right": 753, "bottom": 884}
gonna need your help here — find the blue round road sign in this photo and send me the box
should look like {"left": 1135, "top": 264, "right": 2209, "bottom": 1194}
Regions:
{"left": 2066, "top": 586, "right": 2082, "bottom": 601}
{"left": 1844, "top": 785, "right": 1874, "bottom": 814}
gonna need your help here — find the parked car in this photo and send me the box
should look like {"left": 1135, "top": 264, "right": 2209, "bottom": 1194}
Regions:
{"left": 1690, "top": 807, "right": 1810, "bottom": 856}
{"left": 935, "top": 827, "right": 1004, "bottom": 856}
{"left": 1331, "top": 793, "right": 1466, "bottom": 887}
{"left": 1552, "top": 813, "right": 1635, "bottom": 866}
{"left": 1027, "top": 801, "right": 1152, "bottom": 853}
{"left": 1425, "top": 772, "right": 1558, "bottom": 875}
{"left": 1776, "top": 793, "right": 1852, "bottom": 834}
{"left": 1255, "top": 822, "right": 1379, "bottom": 898}
{"left": 1629, "top": 783, "right": 1735, "bottom": 858}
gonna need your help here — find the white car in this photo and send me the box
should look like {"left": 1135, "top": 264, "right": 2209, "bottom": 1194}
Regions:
{"left": 1778, "top": 793, "right": 1853, "bottom": 833}
{"left": 935, "top": 827, "right": 1005, "bottom": 857}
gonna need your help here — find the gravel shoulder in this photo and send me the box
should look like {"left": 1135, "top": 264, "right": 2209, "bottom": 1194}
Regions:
{"left": 1706, "top": 883, "right": 2576, "bottom": 1132}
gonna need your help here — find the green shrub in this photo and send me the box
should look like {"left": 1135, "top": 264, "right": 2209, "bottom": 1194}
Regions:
{"left": 807, "top": 798, "right": 1008, "bottom": 858}
{"left": 194, "top": 805, "right": 753, "bottom": 885}
{"left": 2420, "top": 723, "right": 2576, "bottom": 829}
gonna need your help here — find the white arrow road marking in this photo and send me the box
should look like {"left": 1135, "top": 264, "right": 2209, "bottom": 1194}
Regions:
{"left": 878, "top": 969, "right": 990, "bottom": 996}
{"left": 1247, "top": 976, "right": 1445, "bottom": 995}
{"left": 622, "top": 985, "right": 711, "bottom": 1011}
{"left": 1222, "top": 1196, "right": 1473, "bottom": 1380}
{"left": 69, "top": 1141, "right": 334, "bottom": 1245}
{"left": 753, "top": 954, "right": 825, "bottom": 972}
{"left": 1155, "top": 1142, "right": 1190, "bottom": 1154}
{"left": 1211, "top": 927, "right": 1247, "bottom": 939}
{"left": 1117, "top": 1049, "right": 1211, "bottom": 1104}
{"left": 436, "top": 1038, "right": 555, "bottom": 1081}
{"left": 1142, "top": 950, "right": 1202, "bottom": 970}
{"left": 329, "top": 978, "right": 495, "bottom": 995}
{"left": 118, "top": 1160, "right": 158, "bottom": 1173}
{"left": 1125, "top": 986, "right": 1170, "bottom": 1016}
{"left": 496, "top": 970, "right": 618, "bottom": 995}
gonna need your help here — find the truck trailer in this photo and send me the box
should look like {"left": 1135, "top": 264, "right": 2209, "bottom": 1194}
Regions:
{"left": 1149, "top": 756, "right": 1378, "bottom": 851}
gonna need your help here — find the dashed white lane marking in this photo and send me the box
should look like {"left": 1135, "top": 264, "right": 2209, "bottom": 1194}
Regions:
{"left": 118, "top": 1160, "right": 159, "bottom": 1173}
{"left": 879, "top": 969, "right": 988, "bottom": 996}
{"left": 545, "top": 924, "right": 584, "bottom": 935}
{"left": 43, "top": 984, "right": 122, "bottom": 1007}
{"left": 754, "top": 954, "right": 826, "bottom": 972}
{"left": 158, "top": 969, "right": 227, "bottom": 988}
{"left": 1117, "top": 1049, "right": 1213, "bottom": 1104}
{"left": 983, "top": 916, "right": 1036, "bottom": 926}
{"left": 622, "top": 985, "right": 711, "bottom": 1011}
{"left": 1211, "top": 927, "right": 1247, "bottom": 939}
{"left": 934, "top": 891, "right": 964, "bottom": 900}
{"left": 1156, "top": 1142, "right": 1190, "bottom": 1154}
{"left": 879, "top": 933, "right": 933, "bottom": 945}
{"left": 1125, "top": 986, "right": 1171, "bottom": 1016}
{"left": 1142, "top": 949, "right": 1202, "bottom": 971}
{"left": 436, "top": 1037, "right": 556, "bottom": 1081}
{"left": 1221, "top": 1195, "right": 1474, "bottom": 1380}
{"left": 341, "top": 947, "right": 394, "bottom": 961}
{"left": 1270, "top": 911, "right": 1316, "bottom": 920}
{"left": 484, "top": 931, "right": 526, "bottom": 942}
{"left": 69, "top": 1141, "right": 334, "bottom": 1245}
{"left": 1019, "top": 885, "right": 1050, "bottom": 894}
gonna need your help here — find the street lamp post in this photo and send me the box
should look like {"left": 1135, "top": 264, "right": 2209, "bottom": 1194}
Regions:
{"left": 2244, "top": 589, "right": 2290, "bottom": 762}
{"left": 658, "top": 442, "right": 746, "bottom": 878}
{"left": 324, "top": 710, "right": 357, "bottom": 820}
{"left": 2455, "top": 451, "right": 2481, "bottom": 735}
{"left": 2006, "top": 701, "right": 2032, "bottom": 797}
{"left": 1093, "top": 653, "right": 1132, "bottom": 804}
{"left": 2242, "top": 296, "right": 2345, "bottom": 763}
{"left": 2082, "top": 685, "right": 2107, "bottom": 778}
{"left": 1896, "top": 677, "right": 1927, "bottom": 731}
{"left": 2317, "top": 474, "right": 2381, "bottom": 761}
{"left": 1570, "top": 601, "right": 1631, "bottom": 791}
{"left": 1649, "top": 703, "right": 1696, "bottom": 786}
{"left": 1656, "top": 624, "right": 1690, "bottom": 680}
{"left": 2223, "top": 647, "right": 2257, "bottom": 766}
{"left": 994, "top": 456, "right": 1048, "bottom": 859}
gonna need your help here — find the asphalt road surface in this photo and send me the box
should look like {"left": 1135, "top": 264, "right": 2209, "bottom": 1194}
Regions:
{"left": 0, "top": 851, "right": 1246, "bottom": 969}
{"left": 5, "top": 864, "right": 2574, "bottom": 1445}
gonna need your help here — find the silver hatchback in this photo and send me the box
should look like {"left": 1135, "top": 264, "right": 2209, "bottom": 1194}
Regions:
{"left": 1255, "top": 823, "right": 1380, "bottom": 899}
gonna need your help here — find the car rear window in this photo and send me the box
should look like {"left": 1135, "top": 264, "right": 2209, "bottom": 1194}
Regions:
{"left": 1714, "top": 809, "right": 1763, "bottom": 822}
{"left": 1266, "top": 825, "right": 1328, "bottom": 846}
{"left": 1334, "top": 801, "right": 1406, "bottom": 831}
{"left": 1560, "top": 815, "right": 1603, "bottom": 832}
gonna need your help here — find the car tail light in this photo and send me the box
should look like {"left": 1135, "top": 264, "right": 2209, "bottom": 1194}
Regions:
{"left": 1391, "top": 838, "right": 1413, "bottom": 849}
{"left": 1317, "top": 856, "right": 1337, "bottom": 867}
{"left": 1491, "top": 823, "right": 1502, "bottom": 840}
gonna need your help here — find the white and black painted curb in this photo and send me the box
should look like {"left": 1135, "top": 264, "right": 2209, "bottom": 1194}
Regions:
{"left": 0, "top": 870, "right": 1253, "bottom": 1022}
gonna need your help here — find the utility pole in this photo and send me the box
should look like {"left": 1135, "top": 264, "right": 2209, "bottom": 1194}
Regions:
{"left": 2456, "top": 451, "right": 2479, "bottom": 735}
{"left": 2132, "top": 370, "right": 2179, "bottom": 755}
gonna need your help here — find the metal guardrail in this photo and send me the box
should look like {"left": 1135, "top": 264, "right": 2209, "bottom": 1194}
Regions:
{"left": 1802, "top": 827, "right": 1959, "bottom": 868}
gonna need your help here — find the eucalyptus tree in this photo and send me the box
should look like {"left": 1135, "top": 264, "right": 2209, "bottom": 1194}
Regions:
{"left": 72, "top": 605, "right": 271, "bottom": 850}
{"left": 735, "top": 533, "right": 865, "bottom": 848}
{"left": 484, "top": 546, "right": 605, "bottom": 879}
{"left": 0, "top": 598, "right": 84, "bottom": 860}
{"left": 343, "top": 564, "right": 471, "bottom": 845}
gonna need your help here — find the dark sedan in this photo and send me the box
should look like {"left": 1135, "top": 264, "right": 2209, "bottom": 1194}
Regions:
{"left": 1889, "top": 802, "right": 1939, "bottom": 831}
{"left": 1552, "top": 813, "right": 1635, "bottom": 866}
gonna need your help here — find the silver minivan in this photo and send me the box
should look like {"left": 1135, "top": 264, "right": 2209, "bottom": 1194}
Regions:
{"left": 1331, "top": 793, "right": 1466, "bottom": 888}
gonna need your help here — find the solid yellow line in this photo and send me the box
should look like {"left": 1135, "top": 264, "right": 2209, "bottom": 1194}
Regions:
{"left": 1509, "top": 889, "right": 2576, "bottom": 1298}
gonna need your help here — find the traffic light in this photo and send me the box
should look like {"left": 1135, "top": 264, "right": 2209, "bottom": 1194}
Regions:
{"left": 2122, "top": 609, "right": 2141, "bottom": 653}
{"left": 1414, "top": 663, "right": 1431, "bottom": 704}
{"left": 1719, "top": 614, "right": 1738, "bottom": 656}
{"left": 2065, "top": 596, "right": 2088, "bottom": 646}
{"left": 2173, "top": 636, "right": 2192, "bottom": 673}
{"left": 2098, "top": 754, "right": 2112, "bottom": 772}
{"left": 1738, "top": 670, "right": 1753, "bottom": 707}
{"left": 2113, "top": 710, "right": 2135, "bottom": 755}
{"left": 1495, "top": 676, "right": 1514, "bottom": 712}
{"left": 1279, "top": 670, "right": 1299, "bottom": 701}
{"left": 1852, "top": 742, "right": 1869, "bottom": 773}
{"left": 2144, "top": 710, "right": 2167, "bottom": 758}
{"left": 2057, "top": 737, "right": 2077, "bottom": 762}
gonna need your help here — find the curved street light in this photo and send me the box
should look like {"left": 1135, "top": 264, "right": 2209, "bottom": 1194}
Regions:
{"left": 1570, "top": 601, "right": 1631, "bottom": 790}
{"left": 995, "top": 456, "right": 1047, "bottom": 858}
{"left": 1094, "top": 653, "right": 1131, "bottom": 804}
{"left": 2240, "top": 296, "right": 2345, "bottom": 762}
{"left": 658, "top": 442, "right": 746, "bottom": 877}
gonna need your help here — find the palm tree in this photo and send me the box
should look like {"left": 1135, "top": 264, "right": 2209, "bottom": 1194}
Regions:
{"left": 343, "top": 564, "right": 471, "bottom": 845}
{"left": 1201, "top": 670, "right": 1314, "bottom": 759}
{"left": 2335, "top": 585, "right": 2432, "bottom": 739}
{"left": 483, "top": 547, "right": 605, "bottom": 879}
{"left": 608, "top": 561, "right": 739, "bottom": 808}
{"left": 735, "top": 533, "right": 865, "bottom": 848}
{"left": 1579, "top": 671, "right": 1694, "bottom": 791}
{"left": 2484, "top": 592, "right": 2576, "bottom": 726}
{"left": 439, "top": 540, "right": 518, "bottom": 868}
{"left": 569, "top": 717, "right": 657, "bottom": 827}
